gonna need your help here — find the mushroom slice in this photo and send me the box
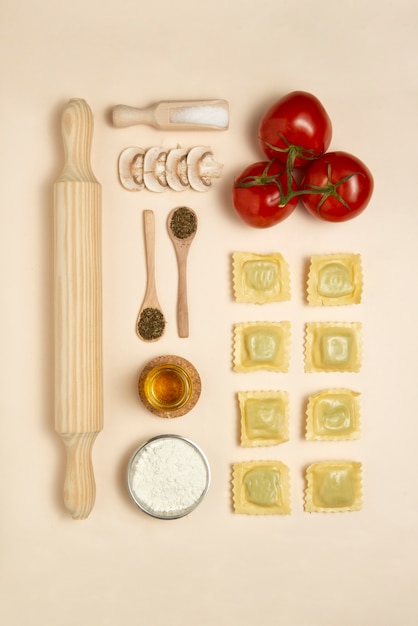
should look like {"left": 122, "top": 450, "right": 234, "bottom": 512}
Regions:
{"left": 187, "top": 146, "right": 223, "bottom": 192}
{"left": 118, "top": 147, "right": 145, "bottom": 191}
{"left": 166, "top": 147, "right": 190, "bottom": 191}
{"left": 143, "top": 147, "right": 168, "bottom": 192}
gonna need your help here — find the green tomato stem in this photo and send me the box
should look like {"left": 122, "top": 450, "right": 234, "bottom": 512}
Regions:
{"left": 236, "top": 148, "right": 360, "bottom": 212}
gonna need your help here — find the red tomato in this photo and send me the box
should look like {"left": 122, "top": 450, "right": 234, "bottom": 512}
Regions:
{"left": 258, "top": 91, "right": 332, "bottom": 168}
{"left": 232, "top": 161, "right": 298, "bottom": 228}
{"left": 300, "top": 151, "right": 374, "bottom": 222}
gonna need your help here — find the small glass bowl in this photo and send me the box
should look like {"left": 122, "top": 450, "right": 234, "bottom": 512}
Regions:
{"left": 138, "top": 355, "right": 201, "bottom": 418}
{"left": 127, "top": 435, "right": 211, "bottom": 519}
{"left": 144, "top": 364, "right": 192, "bottom": 410}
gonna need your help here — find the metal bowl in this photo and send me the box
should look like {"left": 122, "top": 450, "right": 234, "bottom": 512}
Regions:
{"left": 127, "top": 435, "right": 210, "bottom": 519}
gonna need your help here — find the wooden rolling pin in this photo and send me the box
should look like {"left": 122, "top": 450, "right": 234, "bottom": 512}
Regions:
{"left": 54, "top": 98, "right": 103, "bottom": 520}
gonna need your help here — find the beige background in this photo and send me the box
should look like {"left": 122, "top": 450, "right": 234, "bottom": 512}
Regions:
{"left": 1, "top": 0, "right": 418, "bottom": 624}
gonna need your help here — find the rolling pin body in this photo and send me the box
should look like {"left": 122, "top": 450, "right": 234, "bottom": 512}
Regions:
{"left": 54, "top": 98, "right": 103, "bottom": 520}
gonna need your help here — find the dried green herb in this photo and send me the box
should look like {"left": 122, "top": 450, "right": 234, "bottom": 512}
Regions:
{"left": 137, "top": 307, "right": 165, "bottom": 340}
{"left": 170, "top": 206, "right": 197, "bottom": 239}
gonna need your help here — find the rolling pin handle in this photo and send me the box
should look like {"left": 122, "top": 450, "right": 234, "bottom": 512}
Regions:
{"left": 59, "top": 98, "right": 97, "bottom": 182}
{"left": 62, "top": 432, "right": 100, "bottom": 520}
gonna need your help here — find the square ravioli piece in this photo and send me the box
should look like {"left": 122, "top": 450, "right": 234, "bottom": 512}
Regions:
{"left": 306, "top": 388, "right": 361, "bottom": 441}
{"left": 232, "top": 252, "right": 291, "bottom": 304}
{"left": 304, "top": 322, "right": 362, "bottom": 373}
{"left": 238, "top": 390, "right": 290, "bottom": 447}
{"left": 304, "top": 461, "right": 363, "bottom": 512}
{"left": 233, "top": 321, "right": 291, "bottom": 372}
{"left": 307, "top": 253, "right": 363, "bottom": 306}
{"left": 233, "top": 461, "right": 291, "bottom": 515}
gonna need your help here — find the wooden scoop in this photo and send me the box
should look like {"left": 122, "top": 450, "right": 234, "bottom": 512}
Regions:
{"left": 54, "top": 99, "right": 103, "bottom": 520}
{"left": 167, "top": 207, "right": 198, "bottom": 338}
{"left": 112, "top": 99, "right": 229, "bottom": 130}
{"left": 136, "top": 210, "right": 166, "bottom": 341}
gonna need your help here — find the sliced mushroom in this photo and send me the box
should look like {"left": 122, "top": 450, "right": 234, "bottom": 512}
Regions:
{"left": 117, "top": 145, "right": 224, "bottom": 192}
{"left": 187, "top": 146, "right": 223, "bottom": 192}
{"left": 118, "top": 147, "right": 145, "bottom": 191}
{"left": 165, "top": 147, "right": 190, "bottom": 191}
{"left": 143, "top": 147, "right": 168, "bottom": 192}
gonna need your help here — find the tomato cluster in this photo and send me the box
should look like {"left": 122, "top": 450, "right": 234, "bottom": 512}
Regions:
{"left": 232, "top": 91, "right": 374, "bottom": 228}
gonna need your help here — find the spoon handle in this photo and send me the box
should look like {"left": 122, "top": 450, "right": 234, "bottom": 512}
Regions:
{"left": 143, "top": 210, "right": 157, "bottom": 302}
{"left": 177, "top": 252, "right": 189, "bottom": 338}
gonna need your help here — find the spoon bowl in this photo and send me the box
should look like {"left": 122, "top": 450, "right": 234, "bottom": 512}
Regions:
{"left": 167, "top": 206, "right": 198, "bottom": 338}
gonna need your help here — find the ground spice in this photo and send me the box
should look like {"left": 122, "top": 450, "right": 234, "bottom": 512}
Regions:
{"left": 169, "top": 206, "right": 197, "bottom": 239}
{"left": 137, "top": 307, "right": 165, "bottom": 340}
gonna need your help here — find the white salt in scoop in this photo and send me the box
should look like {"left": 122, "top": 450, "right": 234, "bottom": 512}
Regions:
{"left": 127, "top": 435, "right": 210, "bottom": 519}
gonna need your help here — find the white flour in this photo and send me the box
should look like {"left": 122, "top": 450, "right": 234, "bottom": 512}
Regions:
{"left": 130, "top": 436, "right": 209, "bottom": 517}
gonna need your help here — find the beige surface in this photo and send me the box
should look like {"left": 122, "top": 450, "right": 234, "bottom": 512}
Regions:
{"left": 1, "top": 1, "right": 418, "bottom": 624}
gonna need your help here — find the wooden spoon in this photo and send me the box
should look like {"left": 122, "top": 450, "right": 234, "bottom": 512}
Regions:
{"left": 167, "top": 206, "right": 198, "bottom": 338}
{"left": 136, "top": 210, "right": 166, "bottom": 341}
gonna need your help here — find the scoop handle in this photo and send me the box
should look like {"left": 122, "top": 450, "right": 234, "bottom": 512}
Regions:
{"left": 54, "top": 99, "right": 103, "bottom": 520}
{"left": 112, "top": 104, "right": 157, "bottom": 128}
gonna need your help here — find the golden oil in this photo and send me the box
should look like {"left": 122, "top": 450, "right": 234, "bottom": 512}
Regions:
{"left": 143, "top": 364, "right": 192, "bottom": 410}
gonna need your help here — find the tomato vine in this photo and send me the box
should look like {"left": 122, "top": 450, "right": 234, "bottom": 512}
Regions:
{"left": 236, "top": 155, "right": 360, "bottom": 211}
{"left": 233, "top": 92, "right": 374, "bottom": 225}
